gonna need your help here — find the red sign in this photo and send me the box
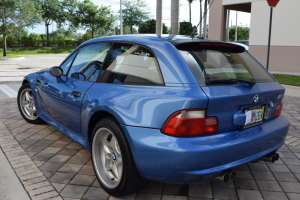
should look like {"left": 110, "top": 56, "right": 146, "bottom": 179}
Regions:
{"left": 267, "top": 0, "right": 280, "bottom": 7}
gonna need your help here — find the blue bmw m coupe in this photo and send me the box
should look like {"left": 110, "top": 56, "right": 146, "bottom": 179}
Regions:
{"left": 18, "top": 35, "right": 289, "bottom": 196}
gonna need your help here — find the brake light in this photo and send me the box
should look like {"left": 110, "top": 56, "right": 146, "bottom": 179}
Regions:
{"left": 274, "top": 102, "right": 283, "bottom": 118}
{"left": 161, "top": 109, "right": 218, "bottom": 137}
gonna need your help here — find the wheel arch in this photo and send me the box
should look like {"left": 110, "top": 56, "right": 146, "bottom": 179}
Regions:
{"left": 22, "top": 78, "right": 30, "bottom": 85}
{"left": 87, "top": 110, "right": 121, "bottom": 148}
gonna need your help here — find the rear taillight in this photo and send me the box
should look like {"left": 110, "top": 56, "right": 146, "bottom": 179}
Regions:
{"left": 161, "top": 109, "right": 218, "bottom": 137}
{"left": 274, "top": 102, "right": 283, "bottom": 118}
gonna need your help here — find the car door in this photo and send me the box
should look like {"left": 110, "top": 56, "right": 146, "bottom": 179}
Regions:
{"left": 38, "top": 42, "right": 112, "bottom": 134}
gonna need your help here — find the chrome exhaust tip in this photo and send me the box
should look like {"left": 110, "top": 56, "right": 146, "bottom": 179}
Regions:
{"left": 230, "top": 171, "right": 237, "bottom": 179}
{"left": 214, "top": 172, "right": 230, "bottom": 182}
{"left": 214, "top": 170, "right": 236, "bottom": 182}
{"left": 260, "top": 152, "right": 280, "bottom": 163}
{"left": 274, "top": 153, "right": 279, "bottom": 161}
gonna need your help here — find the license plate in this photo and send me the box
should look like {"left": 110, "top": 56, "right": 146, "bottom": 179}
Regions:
{"left": 242, "top": 105, "right": 265, "bottom": 129}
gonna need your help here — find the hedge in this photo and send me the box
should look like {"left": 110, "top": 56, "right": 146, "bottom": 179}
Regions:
{"left": 0, "top": 39, "right": 84, "bottom": 47}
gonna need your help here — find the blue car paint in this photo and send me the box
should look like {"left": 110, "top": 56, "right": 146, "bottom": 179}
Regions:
{"left": 83, "top": 83, "right": 208, "bottom": 129}
{"left": 37, "top": 73, "right": 93, "bottom": 133}
{"left": 121, "top": 116, "right": 288, "bottom": 183}
{"left": 202, "top": 82, "right": 285, "bottom": 132}
{"left": 22, "top": 35, "right": 289, "bottom": 183}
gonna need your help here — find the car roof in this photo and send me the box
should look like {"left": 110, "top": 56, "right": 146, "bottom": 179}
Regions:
{"left": 78, "top": 34, "right": 246, "bottom": 53}
{"left": 80, "top": 34, "right": 217, "bottom": 47}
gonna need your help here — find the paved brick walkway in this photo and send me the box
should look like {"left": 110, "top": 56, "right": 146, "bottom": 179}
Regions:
{"left": 0, "top": 96, "right": 300, "bottom": 200}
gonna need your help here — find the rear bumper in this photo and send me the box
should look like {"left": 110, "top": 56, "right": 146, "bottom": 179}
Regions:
{"left": 121, "top": 116, "right": 289, "bottom": 183}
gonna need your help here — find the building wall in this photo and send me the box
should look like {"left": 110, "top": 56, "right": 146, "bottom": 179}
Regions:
{"left": 250, "top": 0, "right": 300, "bottom": 46}
{"left": 208, "top": 1, "right": 225, "bottom": 41}
{"left": 209, "top": 0, "right": 300, "bottom": 73}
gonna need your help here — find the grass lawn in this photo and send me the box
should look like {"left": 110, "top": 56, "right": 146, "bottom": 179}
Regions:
{"left": 272, "top": 74, "right": 300, "bottom": 87}
{"left": 1, "top": 46, "right": 74, "bottom": 57}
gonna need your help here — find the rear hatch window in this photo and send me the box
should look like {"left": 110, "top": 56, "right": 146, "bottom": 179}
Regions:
{"left": 176, "top": 42, "right": 275, "bottom": 86}
{"left": 174, "top": 42, "right": 283, "bottom": 133}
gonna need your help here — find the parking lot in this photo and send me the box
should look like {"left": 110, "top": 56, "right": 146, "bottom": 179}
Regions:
{"left": 0, "top": 56, "right": 300, "bottom": 200}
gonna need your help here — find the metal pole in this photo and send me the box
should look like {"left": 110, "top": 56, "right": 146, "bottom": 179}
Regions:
{"left": 235, "top": 11, "right": 238, "bottom": 41}
{"left": 226, "top": 9, "right": 230, "bottom": 42}
{"left": 120, "top": 0, "right": 123, "bottom": 35}
{"left": 266, "top": 7, "right": 273, "bottom": 70}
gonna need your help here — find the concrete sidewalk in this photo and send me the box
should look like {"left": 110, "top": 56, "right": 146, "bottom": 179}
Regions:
{"left": 0, "top": 147, "right": 30, "bottom": 200}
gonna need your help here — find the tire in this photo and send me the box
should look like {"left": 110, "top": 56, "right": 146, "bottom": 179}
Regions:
{"left": 17, "top": 83, "right": 44, "bottom": 124}
{"left": 91, "top": 118, "right": 145, "bottom": 196}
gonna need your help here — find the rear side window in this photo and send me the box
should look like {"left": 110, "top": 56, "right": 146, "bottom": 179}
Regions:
{"left": 98, "top": 43, "right": 164, "bottom": 86}
{"left": 177, "top": 42, "right": 275, "bottom": 86}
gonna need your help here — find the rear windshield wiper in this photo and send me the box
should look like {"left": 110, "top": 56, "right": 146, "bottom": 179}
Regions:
{"left": 205, "top": 78, "right": 255, "bottom": 87}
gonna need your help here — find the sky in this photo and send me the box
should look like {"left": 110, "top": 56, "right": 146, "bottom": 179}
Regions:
{"left": 28, "top": 0, "right": 251, "bottom": 34}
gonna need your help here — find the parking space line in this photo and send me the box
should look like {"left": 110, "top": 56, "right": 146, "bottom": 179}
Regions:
{"left": 0, "top": 85, "right": 18, "bottom": 98}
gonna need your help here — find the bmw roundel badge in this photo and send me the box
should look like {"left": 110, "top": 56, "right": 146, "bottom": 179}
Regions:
{"left": 253, "top": 94, "right": 259, "bottom": 104}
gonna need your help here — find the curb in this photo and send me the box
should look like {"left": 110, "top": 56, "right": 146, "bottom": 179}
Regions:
{"left": 282, "top": 85, "right": 300, "bottom": 97}
{"left": 0, "top": 119, "right": 62, "bottom": 200}
{"left": 0, "top": 57, "right": 25, "bottom": 60}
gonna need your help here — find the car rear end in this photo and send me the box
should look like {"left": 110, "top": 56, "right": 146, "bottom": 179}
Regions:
{"left": 122, "top": 38, "right": 289, "bottom": 184}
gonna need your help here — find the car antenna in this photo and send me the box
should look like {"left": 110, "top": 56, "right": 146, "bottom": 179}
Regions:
{"left": 190, "top": 0, "right": 216, "bottom": 38}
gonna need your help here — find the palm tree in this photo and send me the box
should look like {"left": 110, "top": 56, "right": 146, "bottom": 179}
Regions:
{"left": 187, "top": 0, "right": 193, "bottom": 23}
{"left": 171, "top": 0, "right": 180, "bottom": 34}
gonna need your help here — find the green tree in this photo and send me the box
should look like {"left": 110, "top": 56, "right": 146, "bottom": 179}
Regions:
{"left": 122, "top": 0, "right": 150, "bottom": 34}
{"left": 114, "top": 25, "right": 138, "bottom": 35}
{"left": 229, "top": 26, "right": 250, "bottom": 41}
{"left": 35, "top": 0, "right": 77, "bottom": 46}
{"left": 139, "top": 19, "right": 169, "bottom": 34}
{"left": 180, "top": 21, "right": 196, "bottom": 35}
{"left": 72, "top": 0, "right": 115, "bottom": 39}
{"left": 10, "top": 28, "right": 28, "bottom": 46}
{"left": 0, "top": 0, "right": 42, "bottom": 56}
{"left": 124, "top": 26, "right": 137, "bottom": 34}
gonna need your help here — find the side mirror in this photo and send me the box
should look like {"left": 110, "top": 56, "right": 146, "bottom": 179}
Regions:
{"left": 50, "top": 67, "right": 63, "bottom": 83}
{"left": 50, "top": 67, "right": 63, "bottom": 77}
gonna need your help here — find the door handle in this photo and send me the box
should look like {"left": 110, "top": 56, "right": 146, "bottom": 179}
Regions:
{"left": 71, "top": 91, "right": 81, "bottom": 97}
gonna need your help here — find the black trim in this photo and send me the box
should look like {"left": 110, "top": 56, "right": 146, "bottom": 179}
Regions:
{"left": 174, "top": 41, "right": 245, "bottom": 53}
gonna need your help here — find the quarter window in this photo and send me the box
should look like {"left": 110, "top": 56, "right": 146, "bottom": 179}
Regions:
{"left": 98, "top": 43, "right": 164, "bottom": 86}
{"left": 67, "top": 43, "right": 112, "bottom": 82}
